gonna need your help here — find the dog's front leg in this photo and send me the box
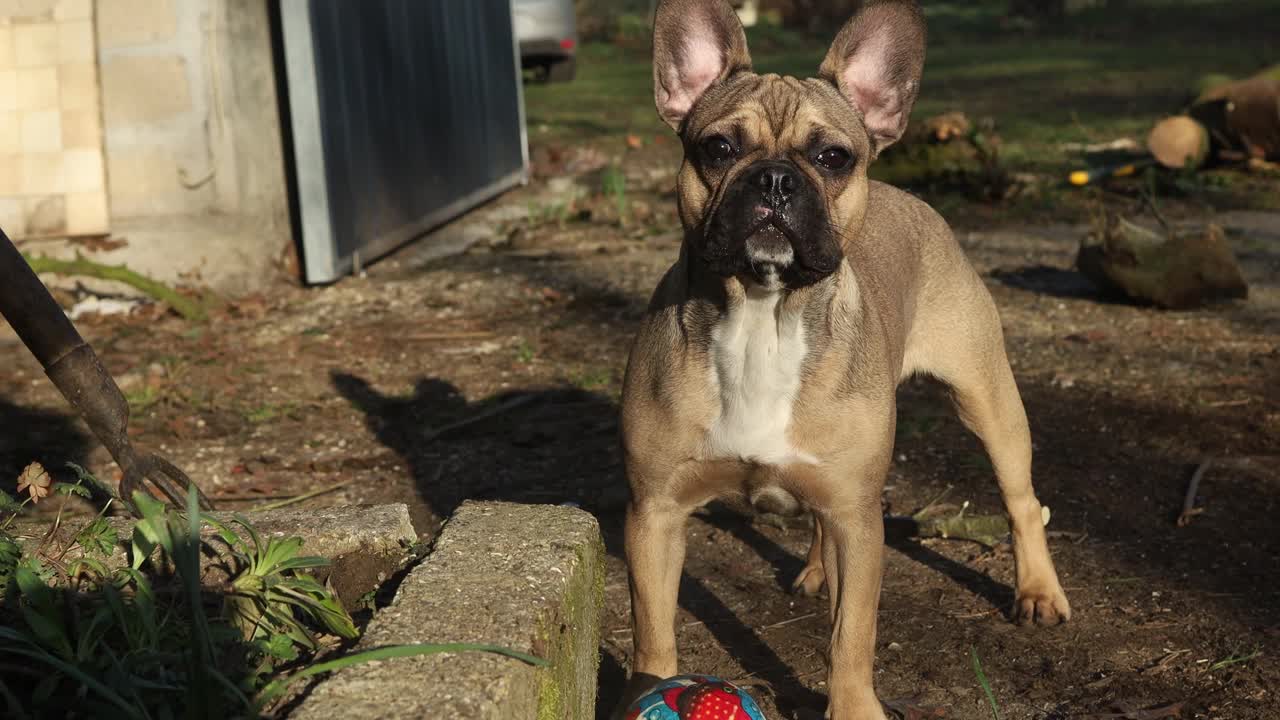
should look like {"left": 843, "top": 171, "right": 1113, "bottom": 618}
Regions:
{"left": 621, "top": 494, "right": 691, "bottom": 704}
{"left": 819, "top": 497, "right": 888, "bottom": 720}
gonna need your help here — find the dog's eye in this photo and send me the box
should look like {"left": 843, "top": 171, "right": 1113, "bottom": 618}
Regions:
{"left": 701, "top": 135, "right": 736, "bottom": 164}
{"left": 815, "top": 147, "right": 853, "bottom": 171}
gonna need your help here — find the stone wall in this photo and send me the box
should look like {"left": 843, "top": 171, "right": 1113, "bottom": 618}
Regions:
{"left": 0, "top": 0, "right": 111, "bottom": 238}
{"left": 1, "top": 0, "right": 292, "bottom": 294}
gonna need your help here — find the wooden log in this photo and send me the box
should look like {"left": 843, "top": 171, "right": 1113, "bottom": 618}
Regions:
{"left": 1076, "top": 215, "right": 1248, "bottom": 309}
{"left": 1189, "top": 65, "right": 1280, "bottom": 161}
{"left": 1147, "top": 115, "right": 1211, "bottom": 169}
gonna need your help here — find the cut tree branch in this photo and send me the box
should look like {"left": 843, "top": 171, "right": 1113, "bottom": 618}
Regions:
{"left": 23, "top": 252, "right": 207, "bottom": 321}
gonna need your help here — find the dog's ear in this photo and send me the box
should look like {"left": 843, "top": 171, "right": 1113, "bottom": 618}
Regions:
{"left": 819, "top": 0, "right": 926, "bottom": 156}
{"left": 652, "top": 0, "right": 751, "bottom": 130}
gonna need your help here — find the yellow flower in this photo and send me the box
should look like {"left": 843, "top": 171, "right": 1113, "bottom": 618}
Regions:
{"left": 16, "top": 462, "right": 51, "bottom": 503}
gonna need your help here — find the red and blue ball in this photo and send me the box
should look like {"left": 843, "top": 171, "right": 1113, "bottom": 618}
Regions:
{"left": 624, "top": 674, "right": 767, "bottom": 720}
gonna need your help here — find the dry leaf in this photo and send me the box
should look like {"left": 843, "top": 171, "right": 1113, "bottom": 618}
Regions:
{"left": 16, "top": 462, "right": 52, "bottom": 503}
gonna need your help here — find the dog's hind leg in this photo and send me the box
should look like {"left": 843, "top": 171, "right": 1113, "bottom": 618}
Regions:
{"left": 791, "top": 514, "right": 827, "bottom": 596}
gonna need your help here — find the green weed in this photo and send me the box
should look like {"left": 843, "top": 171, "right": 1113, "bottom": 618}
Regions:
{"left": 601, "top": 165, "right": 629, "bottom": 225}
{"left": 123, "top": 385, "right": 159, "bottom": 412}
{"left": 516, "top": 338, "right": 537, "bottom": 364}
{"left": 1209, "top": 648, "right": 1262, "bottom": 672}
{"left": 571, "top": 367, "right": 613, "bottom": 391}
{"left": 971, "top": 646, "right": 1002, "bottom": 720}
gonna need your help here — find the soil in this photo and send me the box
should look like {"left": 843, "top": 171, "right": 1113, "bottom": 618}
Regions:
{"left": 2, "top": 140, "right": 1277, "bottom": 719}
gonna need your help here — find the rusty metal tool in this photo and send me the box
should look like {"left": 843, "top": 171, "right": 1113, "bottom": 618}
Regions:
{"left": 0, "top": 226, "right": 213, "bottom": 515}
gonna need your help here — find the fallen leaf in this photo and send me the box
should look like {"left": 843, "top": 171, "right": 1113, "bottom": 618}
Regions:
{"left": 626, "top": 134, "right": 643, "bottom": 149}
{"left": 16, "top": 462, "right": 52, "bottom": 503}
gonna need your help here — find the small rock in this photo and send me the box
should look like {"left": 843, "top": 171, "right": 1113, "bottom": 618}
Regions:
{"left": 69, "top": 296, "right": 142, "bottom": 320}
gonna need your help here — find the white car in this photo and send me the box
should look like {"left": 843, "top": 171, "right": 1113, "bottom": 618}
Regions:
{"left": 513, "top": 0, "right": 578, "bottom": 82}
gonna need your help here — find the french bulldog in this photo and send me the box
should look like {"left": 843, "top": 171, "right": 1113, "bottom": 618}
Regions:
{"left": 617, "top": 1, "right": 1071, "bottom": 717}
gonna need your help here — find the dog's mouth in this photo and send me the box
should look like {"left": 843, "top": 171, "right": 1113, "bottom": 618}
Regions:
{"left": 700, "top": 201, "right": 843, "bottom": 289}
{"left": 743, "top": 221, "right": 794, "bottom": 283}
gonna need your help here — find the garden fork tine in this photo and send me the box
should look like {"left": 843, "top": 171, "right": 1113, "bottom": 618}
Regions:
{"left": 0, "top": 226, "right": 213, "bottom": 516}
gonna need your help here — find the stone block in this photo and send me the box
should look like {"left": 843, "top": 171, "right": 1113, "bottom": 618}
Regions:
{"left": 0, "top": 153, "right": 19, "bottom": 193}
{"left": 0, "top": 196, "right": 26, "bottom": 235}
{"left": 20, "top": 150, "right": 62, "bottom": 193}
{"left": 20, "top": 108, "right": 61, "bottom": 153}
{"left": 56, "top": 18, "right": 92, "bottom": 63}
{"left": 13, "top": 22, "right": 56, "bottom": 68}
{"left": 0, "top": 27, "right": 13, "bottom": 70}
{"left": 60, "top": 106, "right": 99, "bottom": 148}
{"left": 62, "top": 147, "right": 102, "bottom": 192}
{"left": 24, "top": 192, "right": 66, "bottom": 235}
{"left": 292, "top": 501, "right": 606, "bottom": 720}
{"left": 0, "top": 111, "right": 19, "bottom": 153}
{"left": 64, "top": 189, "right": 108, "bottom": 234}
{"left": 58, "top": 61, "right": 98, "bottom": 109}
{"left": 0, "top": 69, "right": 13, "bottom": 110}
{"left": 16, "top": 65, "right": 57, "bottom": 110}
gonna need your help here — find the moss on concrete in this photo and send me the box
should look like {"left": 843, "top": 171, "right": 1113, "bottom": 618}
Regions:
{"left": 536, "top": 534, "right": 606, "bottom": 720}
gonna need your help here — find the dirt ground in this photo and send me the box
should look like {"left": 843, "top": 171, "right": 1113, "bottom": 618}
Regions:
{"left": 3, "top": 135, "right": 1279, "bottom": 718}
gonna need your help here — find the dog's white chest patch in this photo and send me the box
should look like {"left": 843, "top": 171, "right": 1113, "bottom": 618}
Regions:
{"left": 705, "top": 285, "right": 816, "bottom": 465}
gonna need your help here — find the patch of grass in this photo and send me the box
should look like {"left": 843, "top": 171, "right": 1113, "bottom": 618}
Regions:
{"left": 524, "top": 3, "right": 1280, "bottom": 216}
{"left": 568, "top": 367, "right": 614, "bottom": 392}
{"left": 601, "top": 165, "right": 629, "bottom": 224}
{"left": 970, "top": 646, "right": 1002, "bottom": 720}
{"left": 515, "top": 338, "right": 537, "bottom": 364}
{"left": 527, "top": 199, "right": 575, "bottom": 227}
{"left": 244, "top": 403, "right": 282, "bottom": 424}
{"left": 123, "top": 385, "right": 158, "bottom": 412}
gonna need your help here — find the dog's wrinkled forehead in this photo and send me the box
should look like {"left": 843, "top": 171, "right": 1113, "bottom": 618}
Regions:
{"left": 684, "top": 73, "right": 872, "bottom": 157}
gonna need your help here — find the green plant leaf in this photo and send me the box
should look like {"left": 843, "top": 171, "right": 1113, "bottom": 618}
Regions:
{"left": 0, "top": 489, "right": 21, "bottom": 513}
{"left": 76, "top": 517, "right": 120, "bottom": 558}
{"left": 130, "top": 528, "right": 156, "bottom": 572}
{"left": 64, "top": 462, "right": 118, "bottom": 500}
{"left": 0, "top": 631, "right": 145, "bottom": 720}
{"left": 14, "top": 567, "right": 74, "bottom": 659}
{"left": 273, "top": 555, "right": 330, "bottom": 573}
{"left": 260, "top": 633, "right": 299, "bottom": 663}
{"left": 201, "top": 514, "right": 244, "bottom": 552}
{"left": 54, "top": 482, "right": 92, "bottom": 498}
{"left": 74, "top": 604, "right": 115, "bottom": 664}
{"left": 67, "top": 556, "right": 111, "bottom": 582}
{"left": 0, "top": 533, "right": 21, "bottom": 581}
{"left": 971, "top": 646, "right": 1002, "bottom": 720}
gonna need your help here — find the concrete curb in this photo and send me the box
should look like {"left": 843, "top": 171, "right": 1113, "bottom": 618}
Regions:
{"left": 291, "top": 501, "right": 605, "bottom": 720}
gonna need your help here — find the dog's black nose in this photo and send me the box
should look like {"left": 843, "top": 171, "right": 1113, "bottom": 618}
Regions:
{"left": 751, "top": 162, "right": 799, "bottom": 206}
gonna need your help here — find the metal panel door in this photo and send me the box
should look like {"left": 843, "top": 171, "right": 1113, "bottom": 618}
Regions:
{"left": 280, "top": 0, "right": 528, "bottom": 284}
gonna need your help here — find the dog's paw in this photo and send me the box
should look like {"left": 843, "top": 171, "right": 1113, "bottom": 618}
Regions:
{"left": 1013, "top": 582, "right": 1071, "bottom": 626}
{"left": 790, "top": 563, "right": 826, "bottom": 596}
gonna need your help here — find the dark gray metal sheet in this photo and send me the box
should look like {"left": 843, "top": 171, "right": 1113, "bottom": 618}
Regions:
{"left": 281, "top": 0, "right": 528, "bottom": 284}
